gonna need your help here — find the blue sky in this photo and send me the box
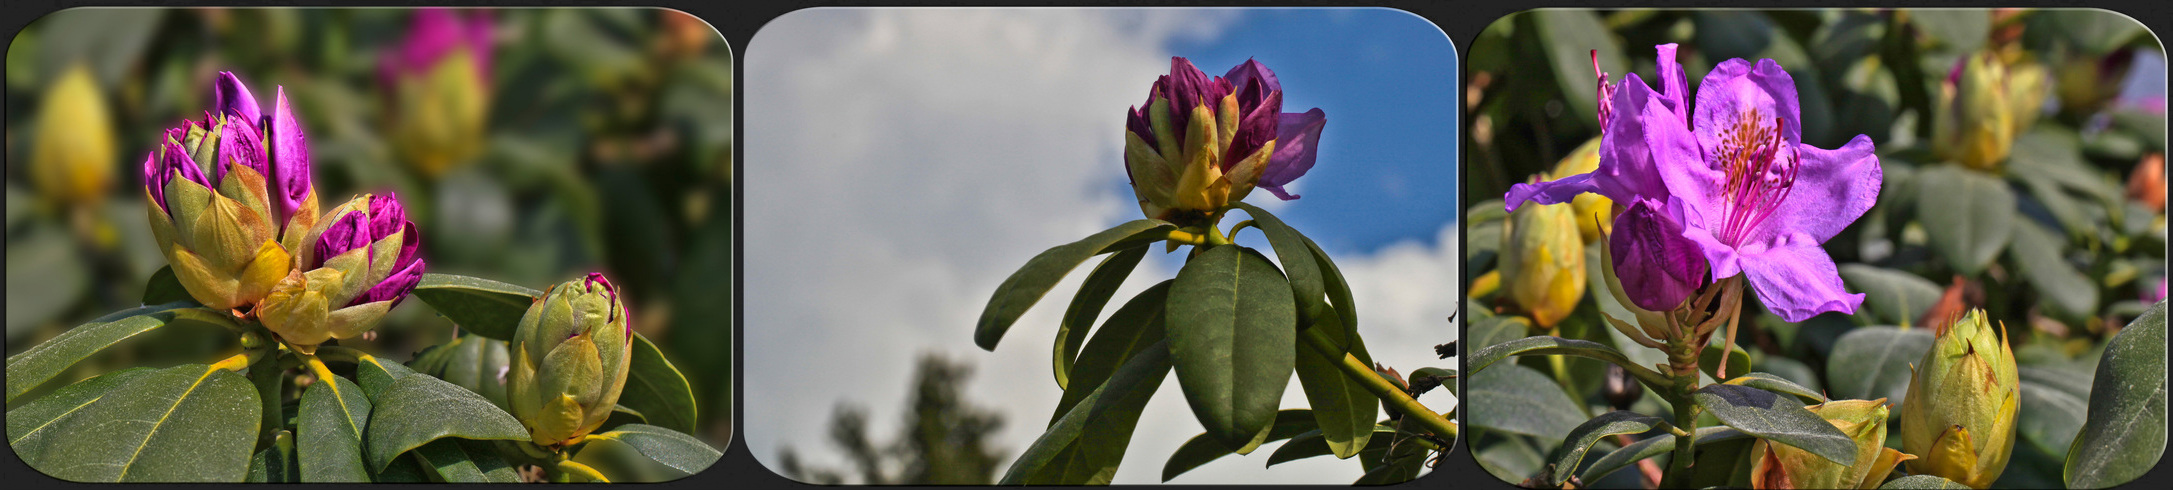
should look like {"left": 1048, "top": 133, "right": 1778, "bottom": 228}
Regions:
{"left": 1145, "top": 8, "right": 1460, "bottom": 256}
{"left": 743, "top": 8, "right": 1460, "bottom": 484}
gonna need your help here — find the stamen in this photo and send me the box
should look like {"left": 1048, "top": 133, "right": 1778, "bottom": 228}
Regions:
{"left": 1592, "top": 50, "right": 1614, "bottom": 131}
{"left": 1712, "top": 111, "right": 1796, "bottom": 245}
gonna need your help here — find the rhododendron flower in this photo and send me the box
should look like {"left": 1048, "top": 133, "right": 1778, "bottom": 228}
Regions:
{"left": 1123, "top": 57, "right": 1326, "bottom": 222}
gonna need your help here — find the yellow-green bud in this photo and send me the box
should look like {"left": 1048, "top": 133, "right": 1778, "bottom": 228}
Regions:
{"left": 507, "top": 273, "right": 633, "bottom": 448}
{"left": 30, "top": 64, "right": 117, "bottom": 208}
{"left": 1900, "top": 309, "right": 2019, "bottom": 489}
{"left": 2003, "top": 58, "right": 2048, "bottom": 139}
{"left": 1935, "top": 52, "right": 2016, "bottom": 171}
{"left": 1499, "top": 197, "right": 1585, "bottom": 328}
{"left": 1751, "top": 399, "right": 1914, "bottom": 489}
{"left": 390, "top": 49, "right": 490, "bottom": 179}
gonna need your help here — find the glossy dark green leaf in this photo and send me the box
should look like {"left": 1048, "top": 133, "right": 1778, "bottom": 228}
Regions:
{"left": 1469, "top": 364, "right": 1585, "bottom": 440}
{"left": 1579, "top": 427, "right": 1750, "bottom": 483}
{"left": 1054, "top": 244, "right": 1147, "bottom": 390}
{"left": 1160, "top": 409, "right": 1318, "bottom": 481}
{"left": 1264, "top": 426, "right": 1400, "bottom": 467}
{"left": 1881, "top": 474, "right": 1973, "bottom": 489}
{"left": 410, "top": 273, "right": 542, "bottom": 341}
{"left": 8, "top": 363, "right": 259, "bottom": 481}
{"left": 409, "top": 438, "right": 520, "bottom": 483}
{"left": 298, "top": 375, "right": 372, "bottom": 482}
{"left": 352, "top": 353, "right": 422, "bottom": 397}
{"left": 1723, "top": 372, "right": 1828, "bottom": 404}
{"left": 247, "top": 430, "right": 300, "bottom": 483}
{"left": 363, "top": 373, "right": 529, "bottom": 472}
{"left": 1547, "top": 411, "right": 1666, "bottom": 486}
{"left": 1826, "top": 326, "right": 1935, "bottom": 410}
{"left": 1054, "top": 281, "right": 1170, "bottom": 422}
{"left": 1167, "top": 245, "right": 1297, "bottom": 448}
{"left": 1914, "top": 165, "right": 2014, "bottom": 277}
{"left": 1700, "top": 341, "right": 1754, "bottom": 384}
{"left": 1468, "top": 335, "right": 1670, "bottom": 389}
{"left": 1693, "top": 384, "right": 1856, "bottom": 465}
{"left": 1293, "top": 308, "right": 1377, "bottom": 459}
{"left": 585, "top": 423, "right": 722, "bottom": 475}
{"left": 1001, "top": 340, "right": 1172, "bottom": 485}
{"left": 1232, "top": 203, "right": 1327, "bottom": 328}
{"left": 2016, "top": 367, "right": 2089, "bottom": 457}
{"left": 975, "top": 219, "right": 1174, "bottom": 350}
{"left": 6, "top": 301, "right": 195, "bottom": 402}
{"left": 1300, "top": 232, "right": 1359, "bottom": 348}
{"left": 619, "top": 332, "right": 698, "bottom": 434}
{"left": 141, "top": 266, "right": 191, "bottom": 305}
{"left": 2065, "top": 301, "right": 2167, "bottom": 488}
{"left": 2009, "top": 220, "right": 2098, "bottom": 318}
{"left": 1838, "top": 264, "right": 1945, "bottom": 326}
{"left": 7, "top": 367, "right": 154, "bottom": 445}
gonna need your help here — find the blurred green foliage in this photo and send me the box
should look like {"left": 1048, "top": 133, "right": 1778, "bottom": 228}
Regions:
{"left": 1465, "top": 8, "right": 2163, "bottom": 489}
{"left": 4, "top": 6, "right": 734, "bottom": 455}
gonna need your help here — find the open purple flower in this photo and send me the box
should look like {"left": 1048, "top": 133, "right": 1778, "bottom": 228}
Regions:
{"left": 1122, "top": 57, "right": 1326, "bottom": 221}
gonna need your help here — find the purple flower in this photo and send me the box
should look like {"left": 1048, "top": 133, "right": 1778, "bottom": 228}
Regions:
{"left": 1122, "top": 57, "right": 1327, "bottom": 220}
{"left": 1507, "top": 44, "right": 1881, "bottom": 322}
{"left": 380, "top": 8, "right": 494, "bottom": 85}
{"left": 181, "top": 72, "right": 315, "bottom": 228}
{"left": 311, "top": 193, "right": 426, "bottom": 308}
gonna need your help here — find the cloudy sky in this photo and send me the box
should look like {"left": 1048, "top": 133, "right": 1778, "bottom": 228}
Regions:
{"left": 743, "top": 8, "right": 1459, "bottom": 484}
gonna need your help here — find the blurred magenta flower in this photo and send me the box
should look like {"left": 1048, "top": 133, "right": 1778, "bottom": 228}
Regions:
{"left": 381, "top": 7, "right": 494, "bottom": 178}
{"left": 380, "top": 7, "right": 493, "bottom": 84}
{"left": 258, "top": 193, "right": 426, "bottom": 354}
{"left": 1123, "top": 57, "right": 1325, "bottom": 221}
{"left": 1506, "top": 45, "right": 1881, "bottom": 322}
{"left": 142, "top": 71, "right": 320, "bottom": 311}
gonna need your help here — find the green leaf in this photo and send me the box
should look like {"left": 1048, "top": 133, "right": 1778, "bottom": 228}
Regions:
{"left": 2009, "top": 220, "right": 2098, "bottom": 319}
{"left": 351, "top": 353, "right": 421, "bottom": 397}
{"left": 411, "top": 333, "right": 511, "bottom": 408}
{"left": 1826, "top": 326, "right": 1935, "bottom": 408}
{"left": 1161, "top": 409, "right": 1318, "bottom": 481}
{"left": 1354, "top": 417, "right": 1432, "bottom": 484}
{"left": 1264, "top": 426, "right": 1399, "bottom": 467}
{"left": 363, "top": 372, "right": 529, "bottom": 472}
{"left": 371, "top": 454, "right": 431, "bottom": 483}
{"left": 1838, "top": 264, "right": 1945, "bottom": 326}
{"left": 1001, "top": 340, "right": 1172, "bottom": 485}
{"left": 1578, "top": 427, "right": 1750, "bottom": 483}
{"left": 1915, "top": 165, "right": 2015, "bottom": 277}
{"left": 1054, "top": 281, "right": 1170, "bottom": 422}
{"left": 1905, "top": 9, "right": 1990, "bottom": 53}
{"left": 1301, "top": 231, "right": 1359, "bottom": 348}
{"left": 2016, "top": 367, "right": 2089, "bottom": 457}
{"left": 7, "top": 363, "right": 259, "bottom": 481}
{"left": 1700, "top": 341, "right": 1753, "bottom": 384}
{"left": 1692, "top": 384, "right": 1857, "bottom": 465}
{"left": 1293, "top": 308, "right": 1377, "bottom": 459}
{"left": 7, "top": 367, "right": 154, "bottom": 445}
{"left": 6, "top": 302, "right": 195, "bottom": 402}
{"left": 1468, "top": 335, "right": 1669, "bottom": 389}
{"left": 141, "top": 266, "right": 191, "bottom": 305}
{"left": 1546, "top": 411, "right": 1666, "bottom": 486}
{"left": 410, "top": 273, "right": 542, "bottom": 341}
{"left": 247, "top": 430, "right": 300, "bottom": 483}
{"left": 298, "top": 375, "right": 372, "bottom": 482}
{"left": 975, "top": 219, "right": 1174, "bottom": 350}
{"left": 1881, "top": 474, "right": 1974, "bottom": 489}
{"left": 1723, "top": 372, "right": 1828, "bottom": 404}
{"left": 618, "top": 332, "right": 698, "bottom": 434}
{"left": 584, "top": 423, "right": 722, "bottom": 475}
{"left": 1166, "top": 245, "right": 1297, "bottom": 448}
{"left": 409, "top": 438, "right": 520, "bottom": 483}
{"left": 1469, "top": 364, "right": 1585, "bottom": 440}
{"left": 1054, "top": 244, "right": 1147, "bottom": 390}
{"left": 1532, "top": 9, "right": 1620, "bottom": 129}
{"left": 1232, "top": 203, "right": 1328, "bottom": 331}
{"left": 2064, "top": 300, "right": 2167, "bottom": 488}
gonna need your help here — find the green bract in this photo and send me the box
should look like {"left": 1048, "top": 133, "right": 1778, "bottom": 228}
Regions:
{"left": 1900, "top": 309, "right": 2020, "bottom": 489}
{"left": 507, "top": 273, "right": 634, "bottom": 448}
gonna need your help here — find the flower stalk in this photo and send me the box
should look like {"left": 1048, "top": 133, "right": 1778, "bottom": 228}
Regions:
{"left": 1297, "top": 327, "right": 1456, "bottom": 441}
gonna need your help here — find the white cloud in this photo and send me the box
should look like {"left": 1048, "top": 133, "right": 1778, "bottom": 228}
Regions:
{"left": 743, "top": 8, "right": 1458, "bottom": 484}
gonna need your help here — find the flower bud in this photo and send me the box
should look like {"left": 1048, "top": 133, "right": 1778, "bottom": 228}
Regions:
{"left": 1124, "top": 58, "right": 1324, "bottom": 223}
{"left": 2055, "top": 49, "right": 2135, "bottom": 119}
{"left": 1751, "top": 399, "right": 1914, "bottom": 489}
{"left": 1900, "top": 309, "right": 2018, "bottom": 489}
{"left": 1498, "top": 194, "right": 1585, "bottom": 328}
{"left": 382, "top": 8, "right": 493, "bottom": 179}
{"left": 1935, "top": 52, "right": 2016, "bottom": 171}
{"left": 257, "top": 194, "right": 425, "bottom": 353}
{"left": 30, "top": 64, "right": 117, "bottom": 208}
{"left": 142, "top": 72, "right": 317, "bottom": 310}
{"left": 1548, "top": 137, "right": 1610, "bottom": 243}
{"left": 2002, "top": 58, "right": 2048, "bottom": 139}
{"left": 507, "top": 273, "right": 633, "bottom": 448}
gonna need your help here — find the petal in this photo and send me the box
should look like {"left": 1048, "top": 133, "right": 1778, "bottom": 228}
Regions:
{"left": 1752, "top": 135, "right": 1883, "bottom": 245}
{"left": 1258, "top": 107, "right": 1322, "bottom": 193}
{"left": 1652, "top": 44, "right": 1690, "bottom": 117}
{"left": 313, "top": 210, "right": 370, "bottom": 270}
{"left": 215, "top": 116, "right": 269, "bottom": 186}
{"left": 1590, "top": 74, "right": 1679, "bottom": 202}
{"left": 366, "top": 193, "right": 408, "bottom": 239}
{"left": 354, "top": 257, "right": 426, "bottom": 308}
{"left": 1739, "top": 232, "right": 1863, "bottom": 322}
{"left": 1505, "top": 172, "right": 1599, "bottom": 210}
{"left": 1693, "top": 58, "right": 1802, "bottom": 149}
{"left": 1222, "top": 58, "right": 1280, "bottom": 97}
{"left": 268, "top": 86, "right": 312, "bottom": 224}
{"left": 1610, "top": 200, "right": 1710, "bottom": 311}
{"left": 1227, "top": 89, "right": 1282, "bottom": 168}
{"left": 1674, "top": 195, "right": 1745, "bottom": 279}
{"left": 214, "top": 72, "right": 261, "bottom": 125}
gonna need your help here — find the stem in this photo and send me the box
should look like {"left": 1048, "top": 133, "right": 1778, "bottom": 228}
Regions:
{"left": 1658, "top": 320, "right": 1704, "bottom": 489}
{"left": 1204, "top": 221, "right": 1233, "bottom": 246}
{"left": 1167, "top": 229, "right": 1210, "bottom": 246}
{"left": 556, "top": 460, "right": 610, "bottom": 483}
{"left": 1225, "top": 220, "right": 1258, "bottom": 240}
{"left": 1298, "top": 328, "right": 1457, "bottom": 440}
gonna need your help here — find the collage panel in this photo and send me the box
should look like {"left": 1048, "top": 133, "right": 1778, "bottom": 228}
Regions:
{"left": 743, "top": 7, "right": 1459, "bottom": 485}
{"left": 5, "top": 7, "right": 730, "bottom": 482}
{"left": 1463, "top": 7, "right": 2166, "bottom": 490}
